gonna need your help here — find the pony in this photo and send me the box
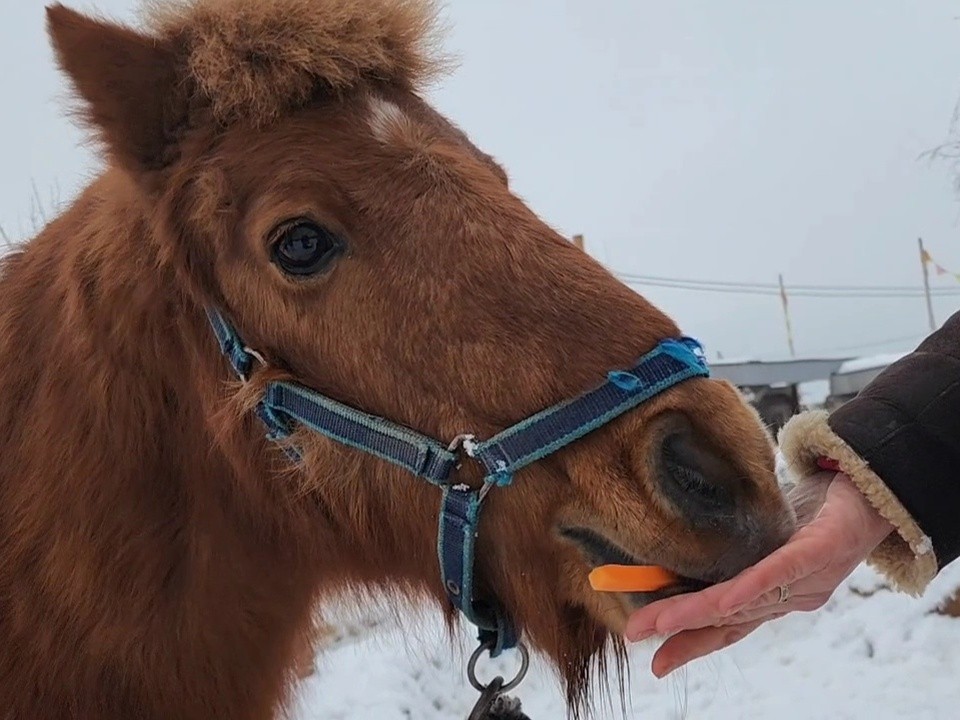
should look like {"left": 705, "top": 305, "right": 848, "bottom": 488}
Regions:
{"left": 0, "top": 1, "right": 793, "bottom": 717}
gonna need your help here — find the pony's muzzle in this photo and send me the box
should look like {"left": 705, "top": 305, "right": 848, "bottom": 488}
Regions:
{"left": 654, "top": 414, "right": 793, "bottom": 581}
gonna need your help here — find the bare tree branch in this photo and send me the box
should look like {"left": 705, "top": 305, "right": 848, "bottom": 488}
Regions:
{"left": 29, "top": 179, "right": 45, "bottom": 233}
{"left": 20, "top": 178, "right": 64, "bottom": 237}
{"left": 920, "top": 94, "right": 960, "bottom": 198}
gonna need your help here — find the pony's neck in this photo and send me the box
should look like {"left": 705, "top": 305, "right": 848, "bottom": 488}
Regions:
{"left": 0, "top": 171, "right": 320, "bottom": 719}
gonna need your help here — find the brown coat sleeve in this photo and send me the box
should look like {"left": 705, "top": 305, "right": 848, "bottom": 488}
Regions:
{"left": 779, "top": 311, "right": 960, "bottom": 595}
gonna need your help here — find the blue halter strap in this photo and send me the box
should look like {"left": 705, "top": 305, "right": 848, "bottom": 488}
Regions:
{"left": 206, "top": 308, "right": 710, "bottom": 656}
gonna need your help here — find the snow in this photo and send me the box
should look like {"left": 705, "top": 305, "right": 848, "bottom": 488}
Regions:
{"left": 836, "top": 353, "right": 909, "bottom": 375}
{"left": 291, "top": 561, "right": 960, "bottom": 719}
{"left": 797, "top": 379, "right": 830, "bottom": 408}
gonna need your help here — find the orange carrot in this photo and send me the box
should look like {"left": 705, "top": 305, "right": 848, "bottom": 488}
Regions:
{"left": 588, "top": 565, "right": 678, "bottom": 593}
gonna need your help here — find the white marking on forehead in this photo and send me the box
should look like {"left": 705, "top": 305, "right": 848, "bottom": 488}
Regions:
{"left": 367, "top": 96, "right": 411, "bottom": 144}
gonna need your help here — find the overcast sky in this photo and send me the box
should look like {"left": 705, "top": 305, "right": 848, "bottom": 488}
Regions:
{"left": 4, "top": 1, "right": 960, "bottom": 360}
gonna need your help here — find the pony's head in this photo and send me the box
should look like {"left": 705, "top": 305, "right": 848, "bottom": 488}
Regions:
{"left": 46, "top": 0, "right": 792, "bottom": 707}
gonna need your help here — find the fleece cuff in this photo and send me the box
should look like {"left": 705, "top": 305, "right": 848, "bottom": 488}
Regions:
{"left": 778, "top": 411, "right": 937, "bottom": 596}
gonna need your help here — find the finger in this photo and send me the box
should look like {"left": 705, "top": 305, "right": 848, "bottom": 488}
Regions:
{"left": 628, "top": 570, "right": 794, "bottom": 641}
{"left": 628, "top": 542, "right": 828, "bottom": 641}
{"left": 747, "top": 583, "right": 812, "bottom": 611}
{"left": 625, "top": 582, "right": 739, "bottom": 641}
{"left": 627, "top": 528, "right": 836, "bottom": 641}
{"left": 711, "top": 593, "right": 827, "bottom": 627}
{"left": 651, "top": 619, "right": 767, "bottom": 678}
{"left": 786, "top": 471, "right": 833, "bottom": 526}
{"left": 634, "top": 568, "right": 796, "bottom": 638}
{"left": 749, "top": 579, "right": 834, "bottom": 609}
{"left": 716, "top": 534, "right": 828, "bottom": 614}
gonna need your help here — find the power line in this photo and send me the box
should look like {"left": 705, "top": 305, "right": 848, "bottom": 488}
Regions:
{"left": 617, "top": 273, "right": 960, "bottom": 299}
{"left": 817, "top": 333, "right": 926, "bottom": 353}
{"left": 617, "top": 272, "right": 960, "bottom": 294}
{"left": 621, "top": 278, "right": 785, "bottom": 296}
{"left": 620, "top": 278, "right": 946, "bottom": 299}
{"left": 618, "top": 272, "right": 960, "bottom": 292}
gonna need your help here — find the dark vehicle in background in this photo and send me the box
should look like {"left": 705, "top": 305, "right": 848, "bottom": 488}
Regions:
{"left": 711, "top": 357, "right": 850, "bottom": 435}
{"left": 711, "top": 353, "right": 907, "bottom": 435}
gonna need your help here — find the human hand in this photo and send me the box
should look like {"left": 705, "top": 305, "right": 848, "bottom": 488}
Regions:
{"left": 624, "top": 471, "right": 894, "bottom": 678}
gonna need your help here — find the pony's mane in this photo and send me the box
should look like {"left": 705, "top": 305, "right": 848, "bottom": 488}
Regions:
{"left": 144, "top": 0, "right": 449, "bottom": 126}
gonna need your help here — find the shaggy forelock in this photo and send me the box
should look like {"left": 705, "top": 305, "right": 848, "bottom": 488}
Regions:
{"left": 144, "top": 0, "right": 450, "bottom": 126}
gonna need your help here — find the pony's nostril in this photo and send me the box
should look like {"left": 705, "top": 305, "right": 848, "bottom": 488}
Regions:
{"left": 659, "top": 431, "right": 735, "bottom": 510}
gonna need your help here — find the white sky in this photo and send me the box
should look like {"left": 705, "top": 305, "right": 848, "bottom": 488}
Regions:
{"left": 4, "top": 1, "right": 960, "bottom": 360}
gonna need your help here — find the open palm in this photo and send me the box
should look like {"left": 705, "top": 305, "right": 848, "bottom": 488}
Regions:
{"left": 624, "top": 472, "right": 894, "bottom": 677}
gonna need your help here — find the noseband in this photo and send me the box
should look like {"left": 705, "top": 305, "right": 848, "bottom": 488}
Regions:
{"left": 206, "top": 307, "right": 709, "bottom": 668}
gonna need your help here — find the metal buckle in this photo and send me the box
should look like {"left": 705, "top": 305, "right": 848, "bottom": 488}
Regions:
{"left": 447, "top": 434, "right": 498, "bottom": 502}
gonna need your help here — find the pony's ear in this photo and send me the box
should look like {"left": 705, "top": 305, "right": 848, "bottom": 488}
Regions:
{"left": 46, "top": 4, "right": 186, "bottom": 174}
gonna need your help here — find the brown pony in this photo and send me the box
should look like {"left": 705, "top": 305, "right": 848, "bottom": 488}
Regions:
{"left": 0, "top": 1, "right": 793, "bottom": 718}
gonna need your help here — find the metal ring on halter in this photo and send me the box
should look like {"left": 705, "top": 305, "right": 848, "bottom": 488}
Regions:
{"left": 467, "top": 641, "right": 530, "bottom": 694}
{"left": 447, "top": 433, "right": 478, "bottom": 457}
{"left": 235, "top": 346, "right": 268, "bottom": 383}
{"left": 778, "top": 584, "right": 791, "bottom": 604}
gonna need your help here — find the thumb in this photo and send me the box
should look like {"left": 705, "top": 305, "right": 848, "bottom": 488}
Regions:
{"left": 786, "top": 471, "right": 834, "bottom": 527}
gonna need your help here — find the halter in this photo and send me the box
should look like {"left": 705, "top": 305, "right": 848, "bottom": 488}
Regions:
{"left": 205, "top": 308, "right": 710, "bottom": 661}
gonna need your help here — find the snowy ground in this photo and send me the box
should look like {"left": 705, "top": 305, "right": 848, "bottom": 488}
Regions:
{"left": 291, "top": 561, "right": 960, "bottom": 719}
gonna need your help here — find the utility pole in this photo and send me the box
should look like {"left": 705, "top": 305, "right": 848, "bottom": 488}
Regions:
{"left": 779, "top": 274, "right": 796, "bottom": 357}
{"left": 919, "top": 237, "right": 937, "bottom": 332}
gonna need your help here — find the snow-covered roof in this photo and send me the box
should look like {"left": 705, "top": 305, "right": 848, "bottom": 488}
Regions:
{"left": 711, "top": 356, "right": 760, "bottom": 365}
{"left": 836, "top": 352, "right": 909, "bottom": 375}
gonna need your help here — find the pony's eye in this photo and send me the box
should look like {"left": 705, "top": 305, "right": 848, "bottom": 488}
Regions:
{"left": 270, "top": 220, "right": 343, "bottom": 276}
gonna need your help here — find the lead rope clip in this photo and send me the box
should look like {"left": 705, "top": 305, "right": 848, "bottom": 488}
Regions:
{"left": 465, "top": 640, "right": 531, "bottom": 720}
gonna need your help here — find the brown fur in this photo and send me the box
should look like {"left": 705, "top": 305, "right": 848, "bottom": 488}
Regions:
{"left": 146, "top": 0, "right": 448, "bottom": 126}
{"left": 0, "top": 2, "right": 791, "bottom": 718}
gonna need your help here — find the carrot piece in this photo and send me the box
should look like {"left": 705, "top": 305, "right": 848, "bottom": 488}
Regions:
{"left": 588, "top": 565, "right": 678, "bottom": 593}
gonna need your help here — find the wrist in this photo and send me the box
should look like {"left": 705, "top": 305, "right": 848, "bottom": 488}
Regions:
{"left": 834, "top": 472, "right": 895, "bottom": 547}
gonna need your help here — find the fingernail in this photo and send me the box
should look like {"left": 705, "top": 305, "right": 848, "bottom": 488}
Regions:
{"left": 625, "top": 623, "right": 654, "bottom": 641}
{"left": 627, "top": 629, "right": 654, "bottom": 643}
{"left": 625, "top": 618, "right": 655, "bottom": 640}
{"left": 654, "top": 663, "right": 676, "bottom": 679}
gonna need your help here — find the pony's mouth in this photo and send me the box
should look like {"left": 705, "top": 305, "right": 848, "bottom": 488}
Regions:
{"left": 559, "top": 526, "right": 712, "bottom": 607}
